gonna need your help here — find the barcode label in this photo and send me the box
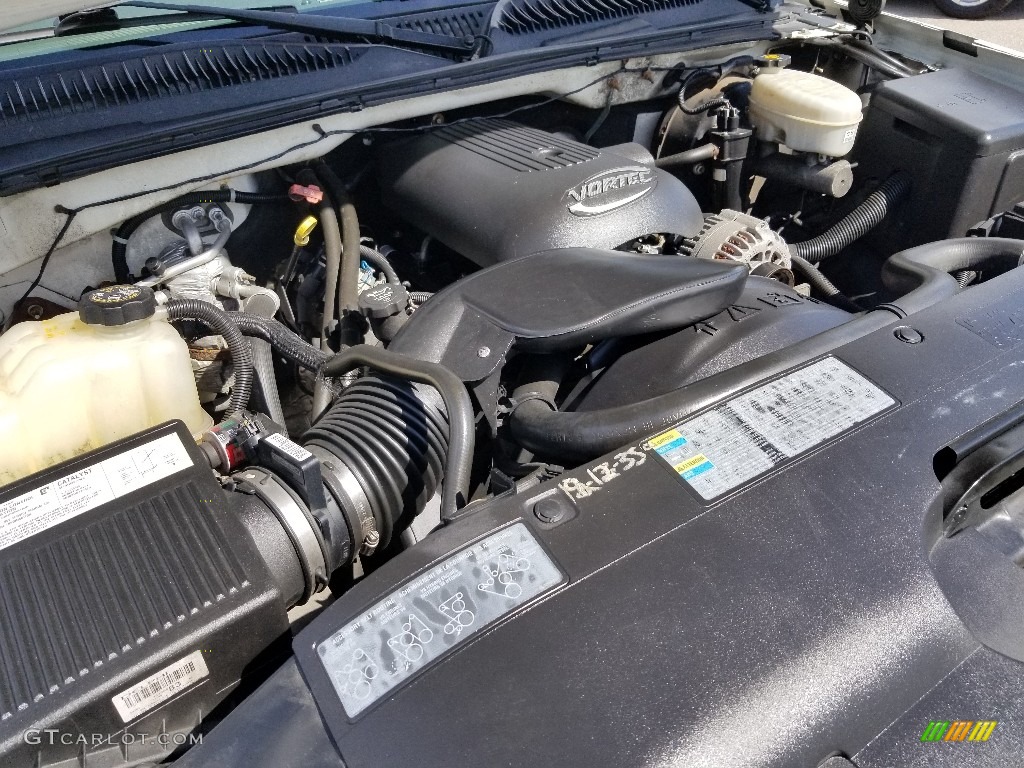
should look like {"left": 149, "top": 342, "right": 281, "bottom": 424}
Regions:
{"left": 112, "top": 650, "right": 209, "bottom": 723}
{"left": 264, "top": 432, "right": 313, "bottom": 462}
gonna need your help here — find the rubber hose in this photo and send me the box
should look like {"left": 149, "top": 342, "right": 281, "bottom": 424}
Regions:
{"left": 879, "top": 237, "right": 1024, "bottom": 316}
{"left": 304, "top": 376, "right": 448, "bottom": 550}
{"left": 230, "top": 313, "right": 330, "bottom": 371}
{"left": 790, "top": 254, "right": 862, "bottom": 312}
{"left": 805, "top": 39, "right": 917, "bottom": 79}
{"left": 791, "top": 172, "right": 912, "bottom": 263}
{"left": 655, "top": 143, "right": 717, "bottom": 169}
{"left": 319, "top": 346, "right": 474, "bottom": 522}
{"left": 250, "top": 337, "right": 287, "bottom": 430}
{"left": 316, "top": 164, "right": 362, "bottom": 332}
{"left": 112, "top": 190, "right": 288, "bottom": 282}
{"left": 360, "top": 246, "right": 400, "bottom": 284}
{"left": 318, "top": 198, "right": 343, "bottom": 351}
{"left": 508, "top": 240, "right": 971, "bottom": 462}
{"left": 847, "top": 39, "right": 926, "bottom": 76}
{"left": 166, "top": 299, "right": 253, "bottom": 415}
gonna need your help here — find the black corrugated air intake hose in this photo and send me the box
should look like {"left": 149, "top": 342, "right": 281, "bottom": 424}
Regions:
{"left": 112, "top": 190, "right": 289, "bottom": 282}
{"left": 790, "top": 172, "right": 912, "bottom": 263}
{"left": 165, "top": 299, "right": 253, "bottom": 415}
{"left": 303, "top": 346, "right": 473, "bottom": 549}
{"left": 508, "top": 237, "right": 1024, "bottom": 463}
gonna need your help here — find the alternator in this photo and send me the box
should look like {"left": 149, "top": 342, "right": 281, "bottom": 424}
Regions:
{"left": 680, "top": 210, "right": 794, "bottom": 284}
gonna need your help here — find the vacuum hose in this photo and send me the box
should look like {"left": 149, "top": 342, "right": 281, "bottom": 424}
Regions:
{"left": 508, "top": 237, "right": 1024, "bottom": 462}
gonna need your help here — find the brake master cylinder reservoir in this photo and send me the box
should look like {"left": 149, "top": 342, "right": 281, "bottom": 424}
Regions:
{"left": 0, "top": 286, "right": 211, "bottom": 485}
{"left": 748, "top": 68, "right": 863, "bottom": 157}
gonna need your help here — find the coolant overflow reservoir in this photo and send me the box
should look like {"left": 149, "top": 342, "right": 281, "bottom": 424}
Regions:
{"left": 0, "top": 285, "right": 211, "bottom": 485}
{"left": 748, "top": 69, "right": 863, "bottom": 157}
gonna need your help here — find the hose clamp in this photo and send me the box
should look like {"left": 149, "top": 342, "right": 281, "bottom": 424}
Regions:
{"left": 234, "top": 467, "right": 326, "bottom": 603}
{"left": 309, "top": 445, "right": 380, "bottom": 556}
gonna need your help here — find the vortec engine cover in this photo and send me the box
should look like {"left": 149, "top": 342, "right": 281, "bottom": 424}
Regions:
{"left": 378, "top": 119, "right": 704, "bottom": 265}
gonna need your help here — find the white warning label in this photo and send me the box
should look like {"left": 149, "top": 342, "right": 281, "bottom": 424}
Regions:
{"left": 264, "top": 431, "right": 313, "bottom": 461}
{"left": 112, "top": 650, "right": 209, "bottom": 723}
{"left": 0, "top": 432, "right": 194, "bottom": 551}
{"left": 318, "top": 523, "right": 564, "bottom": 719}
{"left": 650, "top": 357, "right": 896, "bottom": 500}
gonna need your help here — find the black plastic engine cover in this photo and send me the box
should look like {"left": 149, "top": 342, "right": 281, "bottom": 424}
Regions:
{"left": 378, "top": 119, "right": 705, "bottom": 265}
{"left": 179, "top": 267, "right": 1024, "bottom": 767}
{"left": 0, "top": 422, "right": 290, "bottom": 768}
{"left": 576, "top": 277, "right": 851, "bottom": 410}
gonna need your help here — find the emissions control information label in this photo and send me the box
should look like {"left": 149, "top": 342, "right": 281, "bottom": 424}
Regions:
{"left": 318, "top": 523, "right": 564, "bottom": 718}
{"left": 112, "top": 650, "right": 209, "bottom": 723}
{"left": 0, "top": 433, "right": 193, "bottom": 551}
{"left": 650, "top": 357, "right": 896, "bottom": 501}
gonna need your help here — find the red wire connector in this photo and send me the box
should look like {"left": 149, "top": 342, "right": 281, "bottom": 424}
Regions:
{"left": 288, "top": 184, "right": 324, "bottom": 205}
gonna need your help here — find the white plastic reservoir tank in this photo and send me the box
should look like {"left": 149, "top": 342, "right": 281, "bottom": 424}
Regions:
{"left": 748, "top": 68, "right": 864, "bottom": 157}
{"left": 0, "top": 285, "right": 211, "bottom": 485}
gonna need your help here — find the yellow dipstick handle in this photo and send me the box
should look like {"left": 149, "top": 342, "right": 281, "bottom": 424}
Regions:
{"left": 294, "top": 215, "right": 319, "bottom": 247}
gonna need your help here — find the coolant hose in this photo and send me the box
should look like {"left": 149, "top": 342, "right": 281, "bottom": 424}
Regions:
{"left": 165, "top": 299, "right": 253, "bottom": 415}
{"left": 112, "top": 190, "right": 288, "bottom": 282}
{"left": 316, "top": 164, "right": 363, "bottom": 339}
{"left": 791, "top": 172, "right": 912, "bottom": 263}
{"left": 250, "top": 337, "right": 287, "bottom": 430}
{"left": 318, "top": 346, "right": 474, "bottom": 522}
{"left": 230, "top": 313, "right": 330, "bottom": 371}
{"left": 655, "top": 143, "right": 717, "bottom": 170}
{"left": 316, "top": 194, "right": 343, "bottom": 351}
{"left": 879, "top": 237, "right": 1024, "bottom": 316}
{"left": 508, "top": 237, "right": 996, "bottom": 462}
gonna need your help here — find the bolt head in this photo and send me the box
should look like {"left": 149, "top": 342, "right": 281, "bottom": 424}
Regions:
{"left": 893, "top": 326, "right": 924, "bottom": 344}
{"left": 534, "top": 497, "right": 568, "bottom": 524}
{"left": 477, "top": 346, "right": 491, "bottom": 358}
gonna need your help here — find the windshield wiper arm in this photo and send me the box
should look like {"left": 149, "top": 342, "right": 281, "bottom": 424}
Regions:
{"left": 122, "top": 1, "right": 476, "bottom": 54}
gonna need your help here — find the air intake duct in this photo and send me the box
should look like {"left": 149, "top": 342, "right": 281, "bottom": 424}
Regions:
{"left": 303, "top": 375, "right": 449, "bottom": 555}
{"left": 216, "top": 346, "right": 472, "bottom": 601}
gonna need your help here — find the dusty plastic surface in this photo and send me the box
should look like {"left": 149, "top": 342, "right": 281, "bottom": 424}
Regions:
{"left": 748, "top": 69, "right": 863, "bottom": 157}
{"left": 0, "top": 309, "right": 210, "bottom": 485}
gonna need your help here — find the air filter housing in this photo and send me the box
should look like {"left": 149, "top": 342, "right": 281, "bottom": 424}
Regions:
{"left": 0, "top": 422, "right": 293, "bottom": 768}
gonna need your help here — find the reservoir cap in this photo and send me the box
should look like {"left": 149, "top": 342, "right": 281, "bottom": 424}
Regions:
{"left": 79, "top": 285, "right": 157, "bottom": 326}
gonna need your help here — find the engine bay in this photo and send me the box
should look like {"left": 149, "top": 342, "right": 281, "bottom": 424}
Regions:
{"left": 4, "top": 17, "right": 1024, "bottom": 766}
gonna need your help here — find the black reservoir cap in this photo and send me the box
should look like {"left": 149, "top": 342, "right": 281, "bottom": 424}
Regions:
{"left": 358, "top": 283, "right": 409, "bottom": 319}
{"left": 79, "top": 284, "right": 157, "bottom": 326}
